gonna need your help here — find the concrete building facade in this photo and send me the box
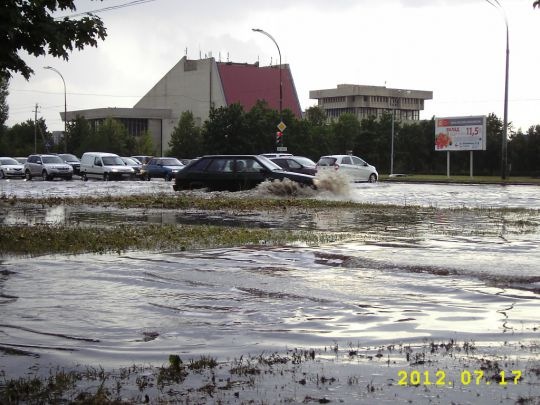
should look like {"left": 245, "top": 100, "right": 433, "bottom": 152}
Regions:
{"left": 63, "top": 56, "right": 302, "bottom": 156}
{"left": 309, "top": 84, "right": 433, "bottom": 123}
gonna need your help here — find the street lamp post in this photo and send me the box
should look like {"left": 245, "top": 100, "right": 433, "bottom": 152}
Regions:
{"left": 485, "top": 0, "right": 509, "bottom": 180}
{"left": 43, "top": 66, "right": 67, "bottom": 152}
{"left": 389, "top": 89, "right": 410, "bottom": 176}
{"left": 252, "top": 28, "right": 283, "bottom": 149}
{"left": 390, "top": 105, "right": 395, "bottom": 176}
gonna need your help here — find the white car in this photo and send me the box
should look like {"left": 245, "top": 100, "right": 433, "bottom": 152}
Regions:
{"left": 80, "top": 152, "right": 134, "bottom": 181}
{"left": 0, "top": 157, "right": 25, "bottom": 179}
{"left": 316, "top": 155, "right": 378, "bottom": 183}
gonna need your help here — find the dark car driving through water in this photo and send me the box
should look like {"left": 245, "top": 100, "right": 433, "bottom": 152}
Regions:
{"left": 173, "top": 155, "right": 315, "bottom": 192}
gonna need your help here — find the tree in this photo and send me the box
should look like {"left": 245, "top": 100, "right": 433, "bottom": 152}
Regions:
{"left": 136, "top": 130, "right": 155, "bottom": 156}
{"left": 305, "top": 106, "right": 327, "bottom": 127}
{"left": 80, "top": 117, "right": 129, "bottom": 155}
{"left": 0, "top": 1, "right": 107, "bottom": 80}
{"left": 203, "top": 104, "right": 248, "bottom": 154}
{"left": 66, "top": 115, "right": 93, "bottom": 156}
{"left": 168, "top": 111, "right": 202, "bottom": 158}
{"left": 332, "top": 113, "right": 360, "bottom": 154}
{"left": 0, "top": 78, "right": 8, "bottom": 126}
{"left": 1, "top": 118, "right": 48, "bottom": 156}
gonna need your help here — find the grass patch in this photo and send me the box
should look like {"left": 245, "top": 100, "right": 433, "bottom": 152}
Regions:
{"left": 0, "top": 223, "right": 349, "bottom": 257}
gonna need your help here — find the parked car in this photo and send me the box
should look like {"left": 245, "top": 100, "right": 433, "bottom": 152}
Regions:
{"left": 131, "top": 155, "right": 153, "bottom": 165}
{"left": 121, "top": 157, "right": 143, "bottom": 179}
{"left": 14, "top": 157, "right": 28, "bottom": 165}
{"left": 173, "top": 155, "right": 315, "bottom": 192}
{"left": 24, "top": 154, "right": 73, "bottom": 181}
{"left": 79, "top": 152, "right": 135, "bottom": 181}
{"left": 141, "top": 157, "right": 184, "bottom": 181}
{"left": 0, "top": 157, "right": 25, "bottom": 179}
{"left": 316, "top": 155, "right": 378, "bottom": 182}
{"left": 261, "top": 153, "right": 293, "bottom": 158}
{"left": 57, "top": 153, "right": 81, "bottom": 175}
{"left": 270, "top": 156, "right": 317, "bottom": 176}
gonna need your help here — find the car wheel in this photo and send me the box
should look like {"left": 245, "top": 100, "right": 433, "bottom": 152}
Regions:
{"left": 144, "top": 174, "right": 150, "bottom": 181}
{"left": 368, "top": 173, "right": 377, "bottom": 183}
{"left": 25, "top": 170, "right": 32, "bottom": 181}
{"left": 103, "top": 173, "right": 110, "bottom": 181}
{"left": 42, "top": 171, "right": 50, "bottom": 181}
{"left": 0, "top": 170, "right": 4, "bottom": 179}
{"left": 81, "top": 173, "right": 88, "bottom": 181}
{"left": 165, "top": 173, "right": 172, "bottom": 182}
{"left": 66, "top": 175, "right": 72, "bottom": 181}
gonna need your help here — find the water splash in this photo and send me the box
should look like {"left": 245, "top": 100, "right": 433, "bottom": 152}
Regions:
{"left": 255, "top": 172, "right": 351, "bottom": 198}
{"left": 313, "top": 171, "right": 351, "bottom": 197}
{"left": 255, "top": 178, "right": 316, "bottom": 197}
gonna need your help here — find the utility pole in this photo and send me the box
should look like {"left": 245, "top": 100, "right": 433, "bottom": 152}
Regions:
{"left": 33, "top": 103, "right": 39, "bottom": 153}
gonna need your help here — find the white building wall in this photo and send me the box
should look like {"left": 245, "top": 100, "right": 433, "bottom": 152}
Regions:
{"left": 134, "top": 57, "right": 226, "bottom": 150}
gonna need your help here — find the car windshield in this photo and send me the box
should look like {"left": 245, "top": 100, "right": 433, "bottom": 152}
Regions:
{"left": 257, "top": 155, "right": 283, "bottom": 171}
{"left": 294, "top": 157, "right": 316, "bottom": 166}
{"left": 59, "top": 154, "right": 79, "bottom": 161}
{"left": 317, "top": 157, "right": 337, "bottom": 166}
{"left": 42, "top": 156, "right": 64, "bottom": 164}
{"left": 102, "top": 156, "right": 125, "bottom": 166}
{"left": 158, "top": 158, "right": 183, "bottom": 166}
{"left": 0, "top": 158, "right": 19, "bottom": 165}
{"left": 122, "top": 157, "right": 139, "bottom": 165}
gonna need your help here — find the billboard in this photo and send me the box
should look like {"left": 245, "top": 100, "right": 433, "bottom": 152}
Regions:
{"left": 435, "top": 116, "right": 486, "bottom": 151}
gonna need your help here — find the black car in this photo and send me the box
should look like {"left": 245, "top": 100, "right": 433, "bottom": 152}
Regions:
{"left": 270, "top": 156, "right": 317, "bottom": 176}
{"left": 173, "top": 155, "right": 315, "bottom": 191}
{"left": 57, "top": 153, "right": 81, "bottom": 175}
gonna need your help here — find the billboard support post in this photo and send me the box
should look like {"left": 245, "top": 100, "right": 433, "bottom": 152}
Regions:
{"left": 447, "top": 151, "right": 450, "bottom": 178}
{"left": 470, "top": 151, "right": 474, "bottom": 178}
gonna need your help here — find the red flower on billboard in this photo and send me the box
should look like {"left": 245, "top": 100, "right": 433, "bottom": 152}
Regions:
{"left": 435, "top": 133, "right": 452, "bottom": 149}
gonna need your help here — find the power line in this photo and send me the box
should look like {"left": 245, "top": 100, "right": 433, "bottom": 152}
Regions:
{"left": 57, "top": 0, "right": 158, "bottom": 18}
{"left": 11, "top": 89, "right": 141, "bottom": 98}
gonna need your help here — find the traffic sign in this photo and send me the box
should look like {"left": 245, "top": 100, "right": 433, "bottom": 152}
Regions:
{"left": 277, "top": 121, "right": 286, "bottom": 132}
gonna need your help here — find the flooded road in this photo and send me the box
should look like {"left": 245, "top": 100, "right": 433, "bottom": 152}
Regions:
{"left": 1, "top": 177, "right": 539, "bottom": 208}
{"left": 0, "top": 178, "right": 539, "bottom": 402}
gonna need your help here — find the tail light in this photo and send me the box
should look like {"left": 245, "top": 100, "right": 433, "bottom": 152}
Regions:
{"left": 334, "top": 164, "right": 340, "bottom": 170}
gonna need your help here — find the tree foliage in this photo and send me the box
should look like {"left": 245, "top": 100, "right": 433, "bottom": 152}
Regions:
{"left": 167, "top": 111, "right": 203, "bottom": 158}
{"left": 0, "top": 78, "right": 8, "bottom": 127}
{"left": 0, "top": 1, "right": 107, "bottom": 80}
{"left": 1, "top": 103, "right": 539, "bottom": 176}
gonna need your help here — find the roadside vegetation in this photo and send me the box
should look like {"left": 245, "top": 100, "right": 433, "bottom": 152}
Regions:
{"left": 1, "top": 341, "right": 538, "bottom": 404}
{"left": 1, "top": 193, "right": 538, "bottom": 256}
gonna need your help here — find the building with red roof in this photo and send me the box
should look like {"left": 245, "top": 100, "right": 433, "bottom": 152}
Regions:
{"left": 65, "top": 56, "right": 302, "bottom": 155}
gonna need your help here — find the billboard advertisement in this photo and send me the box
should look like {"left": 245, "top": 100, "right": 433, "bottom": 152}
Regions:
{"left": 435, "top": 116, "right": 486, "bottom": 151}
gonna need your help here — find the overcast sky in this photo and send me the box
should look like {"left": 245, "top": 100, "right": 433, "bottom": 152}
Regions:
{"left": 6, "top": 0, "right": 540, "bottom": 133}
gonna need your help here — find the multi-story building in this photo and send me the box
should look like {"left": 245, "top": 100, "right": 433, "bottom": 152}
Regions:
{"left": 63, "top": 56, "right": 302, "bottom": 155}
{"left": 309, "top": 84, "right": 433, "bottom": 122}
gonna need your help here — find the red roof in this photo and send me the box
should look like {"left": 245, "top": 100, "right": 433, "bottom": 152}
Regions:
{"left": 216, "top": 62, "right": 302, "bottom": 118}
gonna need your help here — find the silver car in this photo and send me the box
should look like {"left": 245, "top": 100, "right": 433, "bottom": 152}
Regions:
{"left": 0, "top": 157, "right": 25, "bottom": 179}
{"left": 24, "top": 154, "right": 73, "bottom": 181}
{"left": 316, "top": 155, "right": 378, "bottom": 182}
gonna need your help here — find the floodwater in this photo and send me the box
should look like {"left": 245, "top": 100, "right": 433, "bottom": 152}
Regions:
{"left": 0, "top": 177, "right": 539, "bottom": 402}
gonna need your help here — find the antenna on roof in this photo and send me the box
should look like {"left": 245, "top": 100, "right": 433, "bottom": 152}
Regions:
{"left": 219, "top": 52, "right": 221, "bottom": 62}
{"left": 227, "top": 52, "right": 230, "bottom": 62}
{"left": 270, "top": 56, "right": 273, "bottom": 66}
{"left": 185, "top": 47, "right": 188, "bottom": 57}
